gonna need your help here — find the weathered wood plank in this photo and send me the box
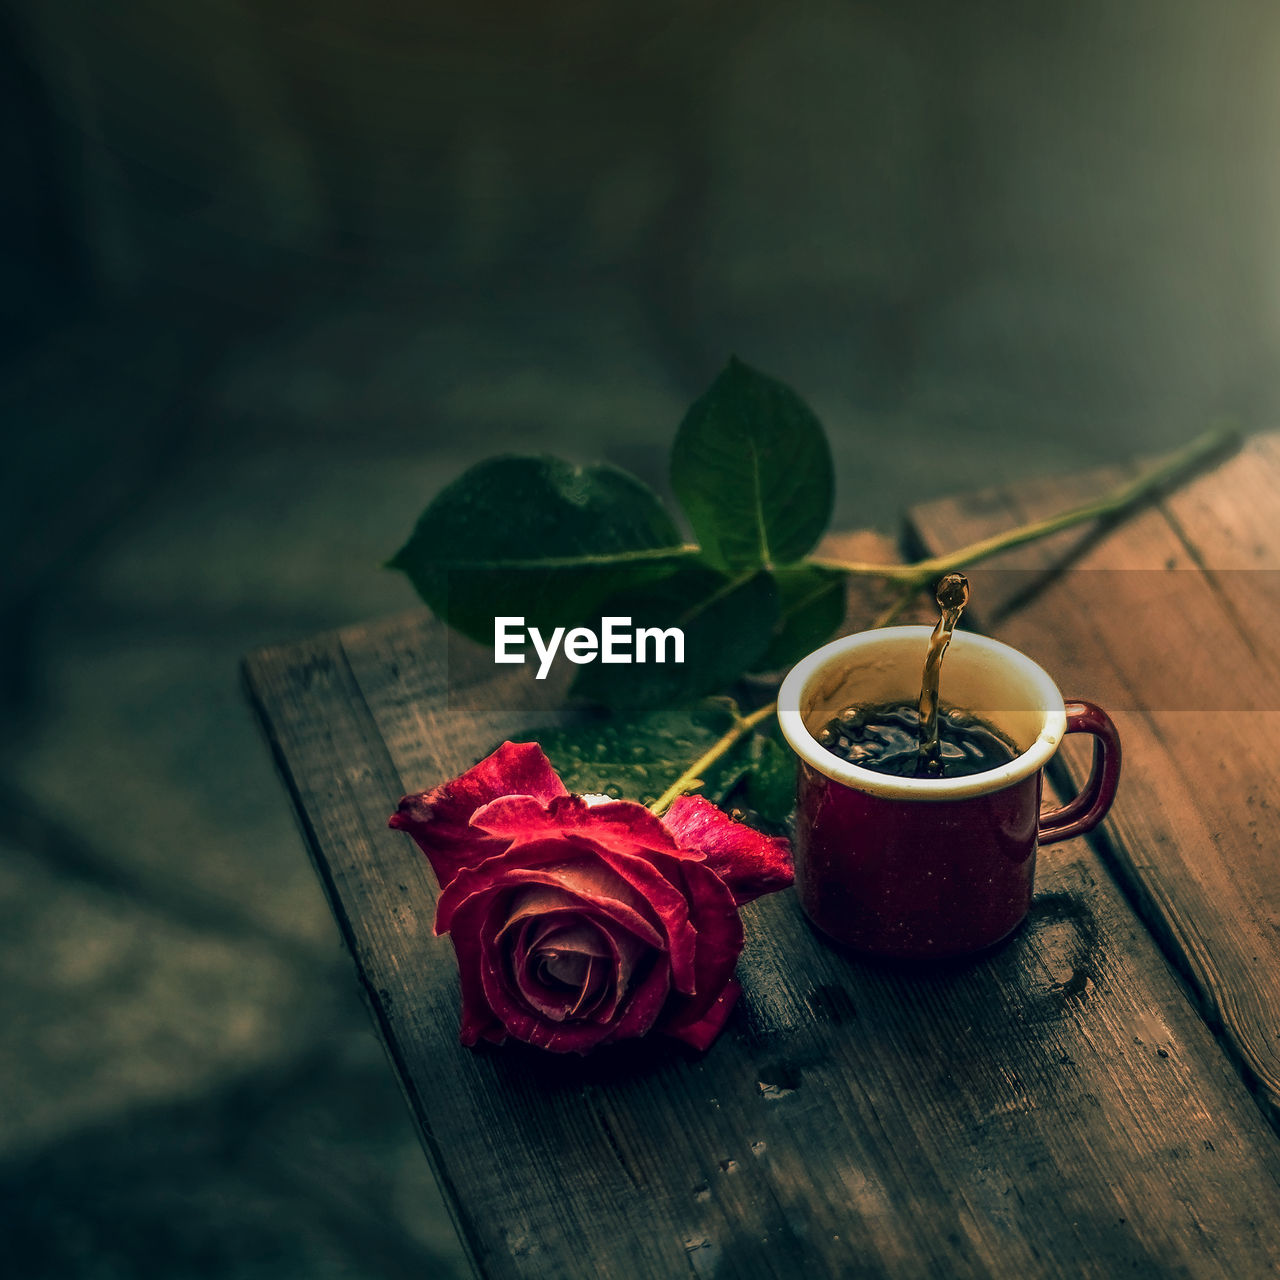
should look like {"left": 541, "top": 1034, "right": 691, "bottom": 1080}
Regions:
{"left": 247, "top": 525, "right": 1280, "bottom": 1278}
{"left": 908, "top": 432, "right": 1280, "bottom": 1130}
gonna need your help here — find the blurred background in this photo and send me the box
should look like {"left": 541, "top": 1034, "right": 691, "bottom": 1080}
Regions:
{"left": 2, "top": 1, "right": 1277, "bottom": 1275}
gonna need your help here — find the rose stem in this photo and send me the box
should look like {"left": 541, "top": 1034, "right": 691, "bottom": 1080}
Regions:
{"left": 648, "top": 584, "right": 917, "bottom": 816}
{"left": 648, "top": 702, "right": 778, "bottom": 817}
{"left": 808, "top": 425, "right": 1239, "bottom": 584}
{"left": 646, "top": 427, "right": 1236, "bottom": 817}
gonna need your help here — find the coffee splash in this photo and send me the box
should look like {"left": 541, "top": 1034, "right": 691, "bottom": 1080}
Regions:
{"left": 815, "top": 571, "right": 1017, "bottom": 780}
{"left": 916, "top": 572, "right": 969, "bottom": 777}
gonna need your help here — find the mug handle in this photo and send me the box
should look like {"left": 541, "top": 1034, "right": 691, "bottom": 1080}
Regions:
{"left": 1038, "top": 700, "right": 1122, "bottom": 846}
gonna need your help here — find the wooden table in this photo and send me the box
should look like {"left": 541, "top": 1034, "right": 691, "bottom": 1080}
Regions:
{"left": 245, "top": 434, "right": 1280, "bottom": 1279}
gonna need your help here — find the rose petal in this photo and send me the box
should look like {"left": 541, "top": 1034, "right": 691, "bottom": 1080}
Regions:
{"left": 523, "top": 912, "right": 587, "bottom": 956}
{"left": 652, "top": 858, "right": 743, "bottom": 1042}
{"left": 556, "top": 837, "right": 702, "bottom": 995}
{"left": 445, "top": 902, "right": 508, "bottom": 1047}
{"left": 388, "top": 742, "right": 568, "bottom": 889}
{"left": 513, "top": 913, "right": 633, "bottom": 1024}
{"left": 452, "top": 870, "right": 673, "bottom": 1052}
{"left": 470, "top": 894, "right": 575, "bottom": 1044}
{"left": 598, "top": 956, "right": 670, "bottom": 1045}
{"left": 514, "top": 917, "right": 617, "bottom": 1022}
{"left": 675, "top": 858, "right": 745, "bottom": 972}
{"left": 505, "top": 909, "right": 586, "bottom": 985}
{"left": 472, "top": 794, "right": 688, "bottom": 860}
{"left": 444, "top": 865, "right": 667, "bottom": 1033}
{"left": 479, "top": 933, "right": 620, "bottom": 1054}
{"left": 504, "top": 914, "right": 604, "bottom": 1022}
{"left": 514, "top": 955, "right": 589, "bottom": 1022}
{"left": 543, "top": 919, "right": 646, "bottom": 1022}
{"left": 513, "top": 921, "right": 624, "bottom": 1024}
{"left": 452, "top": 798, "right": 710, "bottom": 994}
{"left": 662, "top": 978, "right": 742, "bottom": 1051}
{"left": 499, "top": 889, "right": 617, "bottom": 954}
{"left": 531, "top": 921, "right": 613, "bottom": 965}
{"left": 437, "top": 855, "right": 664, "bottom": 949}
{"left": 551, "top": 921, "right": 643, "bottom": 1025}
{"left": 538, "top": 923, "right": 613, "bottom": 972}
{"left": 569, "top": 956, "right": 602, "bottom": 1015}
{"left": 661, "top": 795, "right": 794, "bottom": 906}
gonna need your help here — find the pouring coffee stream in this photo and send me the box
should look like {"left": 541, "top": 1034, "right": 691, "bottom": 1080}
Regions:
{"left": 816, "top": 571, "right": 1017, "bottom": 779}
{"left": 916, "top": 572, "right": 970, "bottom": 776}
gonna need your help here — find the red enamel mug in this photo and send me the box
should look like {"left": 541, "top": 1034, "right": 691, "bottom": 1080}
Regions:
{"left": 777, "top": 627, "right": 1121, "bottom": 959}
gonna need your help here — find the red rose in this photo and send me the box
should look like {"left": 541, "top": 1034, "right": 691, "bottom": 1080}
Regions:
{"left": 389, "top": 741, "right": 793, "bottom": 1054}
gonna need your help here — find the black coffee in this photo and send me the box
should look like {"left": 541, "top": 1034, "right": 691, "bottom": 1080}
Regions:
{"left": 818, "top": 701, "right": 1019, "bottom": 779}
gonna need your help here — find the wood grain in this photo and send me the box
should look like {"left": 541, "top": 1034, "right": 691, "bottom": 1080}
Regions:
{"left": 246, "top": 523, "right": 1280, "bottom": 1279}
{"left": 908, "top": 432, "right": 1280, "bottom": 1132}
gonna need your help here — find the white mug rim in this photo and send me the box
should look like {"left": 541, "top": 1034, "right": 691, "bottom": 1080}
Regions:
{"left": 776, "top": 626, "right": 1068, "bottom": 801}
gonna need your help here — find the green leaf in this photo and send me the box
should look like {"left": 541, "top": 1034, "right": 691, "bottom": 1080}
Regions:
{"left": 753, "top": 564, "right": 848, "bottom": 671}
{"left": 387, "top": 456, "right": 690, "bottom": 644}
{"left": 670, "top": 358, "right": 834, "bottom": 573}
{"left": 568, "top": 566, "right": 778, "bottom": 710}
{"left": 738, "top": 733, "right": 796, "bottom": 829}
{"left": 531, "top": 700, "right": 751, "bottom": 808}
{"left": 532, "top": 703, "right": 798, "bottom": 832}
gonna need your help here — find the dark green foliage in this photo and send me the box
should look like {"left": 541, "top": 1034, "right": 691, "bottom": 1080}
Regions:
{"left": 755, "top": 565, "right": 848, "bottom": 671}
{"left": 569, "top": 568, "right": 778, "bottom": 709}
{"left": 389, "top": 359, "right": 849, "bottom": 811}
{"left": 387, "top": 456, "right": 689, "bottom": 645}
{"left": 670, "top": 357, "right": 834, "bottom": 573}
{"left": 533, "top": 700, "right": 752, "bottom": 809}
